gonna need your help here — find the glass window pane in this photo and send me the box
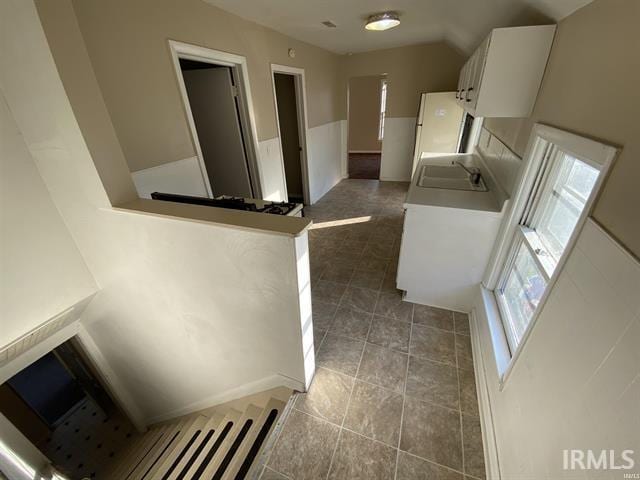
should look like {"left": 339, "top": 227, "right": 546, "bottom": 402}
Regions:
{"left": 566, "top": 157, "right": 599, "bottom": 199}
{"left": 501, "top": 242, "right": 548, "bottom": 347}
{"left": 538, "top": 190, "right": 580, "bottom": 259}
{"left": 536, "top": 153, "right": 598, "bottom": 262}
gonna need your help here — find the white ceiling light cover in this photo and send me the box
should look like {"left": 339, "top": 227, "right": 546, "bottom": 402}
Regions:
{"left": 365, "top": 12, "right": 401, "bottom": 31}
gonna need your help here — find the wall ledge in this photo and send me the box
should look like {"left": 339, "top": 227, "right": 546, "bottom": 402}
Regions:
{"left": 112, "top": 198, "right": 312, "bottom": 237}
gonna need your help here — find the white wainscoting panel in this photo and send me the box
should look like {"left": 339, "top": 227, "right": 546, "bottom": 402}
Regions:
{"left": 473, "top": 218, "right": 640, "bottom": 480}
{"left": 258, "top": 137, "right": 287, "bottom": 202}
{"left": 340, "top": 120, "right": 348, "bottom": 179}
{"left": 307, "top": 120, "right": 344, "bottom": 203}
{"left": 132, "top": 156, "right": 208, "bottom": 199}
{"left": 380, "top": 117, "right": 416, "bottom": 181}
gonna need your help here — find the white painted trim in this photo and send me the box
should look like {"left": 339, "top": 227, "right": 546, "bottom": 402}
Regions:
{"left": 270, "top": 64, "right": 311, "bottom": 205}
{"left": 348, "top": 150, "right": 382, "bottom": 154}
{"left": 75, "top": 325, "right": 147, "bottom": 432}
{"left": 478, "top": 287, "right": 512, "bottom": 379}
{"left": 168, "top": 40, "right": 265, "bottom": 199}
{"left": 470, "top": 308, "right": 501, "bottom": 480}
{"left": 0, "top": 322, "right": 79, "bottom": 385}
{"left": 145, "top": 373, "right": 305, "bottom": 425}
{"left": 0, "top": 294, "right": 96, "bottom": 381}
{"left": 484, "top": 123, "right": 619, "bottom": 289}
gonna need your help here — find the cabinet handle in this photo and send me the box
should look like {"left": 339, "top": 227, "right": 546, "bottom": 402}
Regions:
{"left": 459, "top": 89, "right": 465, "bottom": 100}
{"left": 465, "top": 87, "right": 473, "bottom": 102}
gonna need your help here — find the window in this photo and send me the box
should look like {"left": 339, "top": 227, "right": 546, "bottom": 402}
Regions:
{"left": 492, "top": 126, "right": 616, "bottom": 355}
{"left": 378, "top": 78, "right": 388, "bottom": 140}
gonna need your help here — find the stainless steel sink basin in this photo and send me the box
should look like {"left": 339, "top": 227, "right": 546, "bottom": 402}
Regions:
{"left": 417, "top": 164, "right": 488, "bottom": 192}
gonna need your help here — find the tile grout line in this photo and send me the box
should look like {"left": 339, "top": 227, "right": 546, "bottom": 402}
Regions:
{"left": 314, "top": 272, "right": 348, "bottom": 479}
{"left": 263, "top": 465, "right": 293, "bottom": 479}
{"left": 322, "top": 292, "right": 374, "bottom": 480}
{"left": 394, "top": 302, "right": 414, "bottom": 480}
{"left": 257, "top": 389, "right": 297, "bottom": 479}
{"left": 296, "top": 364, "right": 461, "bottom": 415}
{"left": 306, "top": 190, "right": 414, "bottom": 479}
{"left": 401, "top": 449, "right": 476, "bottom": 478}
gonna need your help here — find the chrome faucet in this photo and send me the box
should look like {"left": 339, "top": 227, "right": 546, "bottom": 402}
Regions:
{"left": 456, "top": 161, "right": 482, "bottom": 185}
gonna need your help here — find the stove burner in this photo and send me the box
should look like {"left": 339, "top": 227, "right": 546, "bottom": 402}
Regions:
{"left": 150, "top": 192, "right": 299, "bottom": 215}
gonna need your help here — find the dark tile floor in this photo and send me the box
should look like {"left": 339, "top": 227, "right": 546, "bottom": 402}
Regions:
{"left": 262, "top": 179, "right": 486, "bottom": 480}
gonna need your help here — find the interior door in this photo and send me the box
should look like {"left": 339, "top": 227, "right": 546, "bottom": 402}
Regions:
{"left": 183, "top": 66, "right": 253, "bottom": 198}
{"left": 274, "top": 73, "right": 303, "bottom": 201}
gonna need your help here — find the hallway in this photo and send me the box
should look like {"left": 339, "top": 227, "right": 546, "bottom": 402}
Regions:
{"left": 348, "top": 153, "right": 381, "bottom": 179}
{"left": 262, "top": 179, "right": 486, "bottom": 479}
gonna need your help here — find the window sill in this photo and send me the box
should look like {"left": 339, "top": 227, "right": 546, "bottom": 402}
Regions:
{"left": 479, "top": 286, "right": 512, "bottom": 388}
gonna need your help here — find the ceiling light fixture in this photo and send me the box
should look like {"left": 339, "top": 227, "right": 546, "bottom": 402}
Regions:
{"left": 365, "top": 12, "right": 400, "bottom": 31}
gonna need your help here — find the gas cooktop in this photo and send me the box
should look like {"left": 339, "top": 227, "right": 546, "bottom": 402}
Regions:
{"left": 150, "top": 192, "right": 302, "bottom": 216}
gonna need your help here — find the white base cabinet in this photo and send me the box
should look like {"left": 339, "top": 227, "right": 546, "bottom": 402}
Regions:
{"left": 397, "top": 205, "right": 503, "bottom": 312}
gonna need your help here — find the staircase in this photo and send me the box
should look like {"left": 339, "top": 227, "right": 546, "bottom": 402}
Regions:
{"left": 100, "top": 387, "right": 292, "bottom": 480}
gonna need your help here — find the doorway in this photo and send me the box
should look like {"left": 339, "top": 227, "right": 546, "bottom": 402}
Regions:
{"left": 169, "top": 41, "right": 263, "bottom": 200}
{"left": 0, "top": 338, "right": 136, "bottom": 479}
{"left": 347, "top": 75, "right": 386, "bottom": 179}
{"left": 271, "top": 65, "right": 310, "bottom": 205}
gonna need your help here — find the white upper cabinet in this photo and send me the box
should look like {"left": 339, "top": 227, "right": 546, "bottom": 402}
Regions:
{"left": 456, "top": 25, "right": 556, "bottom": 118}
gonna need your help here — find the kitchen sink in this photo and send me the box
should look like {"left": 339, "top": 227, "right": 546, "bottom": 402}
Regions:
{"left": 417, "top": 163, "right": 488, "bottom": 192}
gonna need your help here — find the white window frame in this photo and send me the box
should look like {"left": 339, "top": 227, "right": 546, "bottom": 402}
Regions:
{"left": 484, "top": 123, "right": 618, "bottom": 385}
{"left": 378, "top": 78, "right": 388, "bottom": 141}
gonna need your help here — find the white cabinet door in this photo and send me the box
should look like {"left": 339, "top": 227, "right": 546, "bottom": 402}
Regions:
{"left": 454, "top": 25, "right": 555, "bottom": 117}
{"left": 456, "top": 62, "right": 468, "bottom": 103}
{"left": 461, "top": 52, "right": 478, "bottom": 107}
{"left": 465, "top": 38, "right": 489, "bottom": 110}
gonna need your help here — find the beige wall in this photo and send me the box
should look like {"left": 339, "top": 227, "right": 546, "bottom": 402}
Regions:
{"left": 342, "top": 43, "right": 466, "bottom": 119}
{"left": 484, "top": 0, "right": 640, "bottom": 257}
{"left": 348, "top": 76, "right": 383, "bottom": 152}
{"left": 0, "top": 92, "right": 97, "bottom": 347}
{"left": 62, "top": 0, "right": 343, "bottom": 172}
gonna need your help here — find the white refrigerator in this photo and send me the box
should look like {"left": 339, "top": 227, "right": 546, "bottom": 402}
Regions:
{"left": 411, "top": 92, "right": 465, "bottom": 175}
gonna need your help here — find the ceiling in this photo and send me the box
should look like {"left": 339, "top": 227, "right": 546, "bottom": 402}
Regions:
{"left": 203, "top": 0, "right": 593, "bottom": 54}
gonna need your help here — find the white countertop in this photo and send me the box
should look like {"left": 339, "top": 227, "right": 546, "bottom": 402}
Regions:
{"left": 404, "top": 153, "right": 508, "bottom": 214}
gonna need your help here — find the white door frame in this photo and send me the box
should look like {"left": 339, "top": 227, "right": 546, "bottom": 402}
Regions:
{"left": 270, "top": 64, "right": 311, "bottom": 205}
{"left": 168, "top": 40, "right": 264, "bottom": 199}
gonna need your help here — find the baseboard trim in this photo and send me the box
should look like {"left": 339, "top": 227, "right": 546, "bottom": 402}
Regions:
{"left": 470, "top": 309, "right": 501, "bottom": 480}
{"left": 144, "top": 373, "right": 306, "bottom": 426}
{"left": 348, "top": 150, "right": 382, "bottom": 154}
